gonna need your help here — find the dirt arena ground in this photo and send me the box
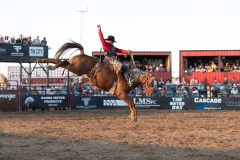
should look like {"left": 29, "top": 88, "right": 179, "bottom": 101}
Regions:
{"left": 0, "top": 109, "right": 240, "bottom": 160}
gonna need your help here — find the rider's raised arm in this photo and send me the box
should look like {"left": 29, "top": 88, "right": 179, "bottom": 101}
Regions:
{"left": 97, "top": 25, "right": 109, "bottom": 51}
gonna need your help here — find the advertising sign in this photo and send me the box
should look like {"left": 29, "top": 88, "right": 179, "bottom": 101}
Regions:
{"left": 0, "top": 43, "right": 48, "bottom": 60}
{"left": 223, "top": 97, "right": 240, "bottom": 110}
{"left": 71, "top": 96, "right": 99, "bottom": 109}
{"left": 0, "top": 91, "right": 18, "bottom": 111}
{"left": 192, "top": 97, "right": 223, "bottom": 110}
{"left": 23, "top": 95, "right": 68, "bottom": 109}
{"left": 101, "top": 96, "right": 161, "bottom": 109}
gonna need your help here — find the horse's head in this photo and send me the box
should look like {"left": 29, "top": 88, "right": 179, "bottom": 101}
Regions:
{"left": 138, "top": 72, "right": 155, "bottom": 97}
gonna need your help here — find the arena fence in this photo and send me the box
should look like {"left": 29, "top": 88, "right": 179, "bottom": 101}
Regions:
{"left": 1, "top": 85, "right": 240, "bottom": 111}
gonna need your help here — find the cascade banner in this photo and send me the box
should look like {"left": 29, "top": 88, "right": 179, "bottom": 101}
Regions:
{"left": 191, "top": 97, "right": 223, "bottom": 110}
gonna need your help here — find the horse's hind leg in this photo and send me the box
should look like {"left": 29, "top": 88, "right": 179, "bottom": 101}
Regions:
{"left": 36, "top": 58, "right": 61, "bottom": 64}
{"left": 118, "top": 96, "right": 137, "bottom": 122}
{"left": 46, "top": 60, "right": 71, "bottom": 70}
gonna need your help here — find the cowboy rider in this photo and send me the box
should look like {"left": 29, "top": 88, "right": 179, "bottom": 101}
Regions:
{"left": 97, "top": 24, "right": 132, "bottom": 58}
{"left": 97, "top": 24, "right": 133, "bottom": 85}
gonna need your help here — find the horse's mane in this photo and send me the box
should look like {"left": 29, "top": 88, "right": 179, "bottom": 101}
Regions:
{"left": 55, "top": 41, "right": 84, "bottom": 59}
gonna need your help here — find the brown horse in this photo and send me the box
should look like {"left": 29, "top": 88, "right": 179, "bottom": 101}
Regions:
{"left": 37, "top": 41, "right": 154, "bottom": 121}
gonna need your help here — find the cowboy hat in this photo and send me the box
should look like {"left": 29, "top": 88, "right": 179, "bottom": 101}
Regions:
{"left": 105, "top": 35, "right": 117, "bottom": 43}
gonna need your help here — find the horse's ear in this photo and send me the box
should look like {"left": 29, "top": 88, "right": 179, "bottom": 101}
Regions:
{"left": 80, "top": 50, "right": 84, "bottom": 55}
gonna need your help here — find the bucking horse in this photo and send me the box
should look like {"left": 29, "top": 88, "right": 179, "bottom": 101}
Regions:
{"left": 37, "top": 41, "right": 154, "bottom": 121}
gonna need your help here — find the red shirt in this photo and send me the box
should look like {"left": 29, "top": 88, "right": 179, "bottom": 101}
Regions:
{"left": 98, "top": 27, "right": 129, "bottom": 55}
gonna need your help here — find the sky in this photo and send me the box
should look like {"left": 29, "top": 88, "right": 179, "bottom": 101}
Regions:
{"left": 1, "top": 0, "right": 240, "bottom": 77}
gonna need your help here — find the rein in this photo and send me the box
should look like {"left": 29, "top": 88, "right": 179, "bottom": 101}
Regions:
{"left": 130, "top": 54, "right": 136, "bottom": 68}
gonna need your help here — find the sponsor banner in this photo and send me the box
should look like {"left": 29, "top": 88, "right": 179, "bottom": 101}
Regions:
{"left": 159, "top": 97, "right": 192, "bottom": 110}
{"left": 23, "top": 95, "right": 68, "bottom": 109}
{"left": 192, "top": 97, "right": 223, "bottom": 110}
{"left": 102, "top": 98, "right": 127, "bottom": 108}
{"left": 101, "top": 96, "right": 161, "bottom": 109}
{"left": 133, "top": 97, "right": 160, "bottom": 108}
{"left": 71, "top": 96, "right": 99, "bottom": 109}
{"left": 0, "top": 43, "right": 48, "bottom": 59}
{"left": 29, "top": 46, "right": 44, "bottom": 57}
{"left": 0, "top": 47, "right": 6, "bottom": 54}
{"left": 11, "top": 45, "right": 25, "bottom": 57}
{"left": 0, "top": 91, "right": 18, "bottom": 111}
{"left": 223, "top": 97, "right": 240, "bottom": 110}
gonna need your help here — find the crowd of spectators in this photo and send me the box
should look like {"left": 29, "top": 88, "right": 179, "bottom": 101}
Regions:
{"left": 150, "top": 76, "right": 240, "bottom": 98}
{"left": 19, "top": 75, "right": 240, "bottom": 98}
{"left": 122, "top": 59, "right": 166, "bottom": 72}
{"left": 0, "top": 34, "right": 47, "bottom": 46}
{"left": 186, "top": 59, "right": 240, "bottom": 73}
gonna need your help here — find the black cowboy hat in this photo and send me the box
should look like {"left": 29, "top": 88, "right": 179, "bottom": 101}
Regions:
{"left": 105, "top": 35, "right": 117, "bottom": 43}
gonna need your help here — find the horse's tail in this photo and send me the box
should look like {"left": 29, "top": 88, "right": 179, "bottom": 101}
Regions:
{"left": 55, "top": 41, "right": 84, "bottom": 59}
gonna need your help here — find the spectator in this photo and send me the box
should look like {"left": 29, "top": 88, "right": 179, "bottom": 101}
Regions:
{"left": 230, "top": 84, "right": 239, "bottom": 97}
{"left": 10, "top": 37, "right": 16, "bottom": 44}
{"left": 38, "top": 85, "right": 45, "bottom": 95}
{"left": 190, "top": 77, "right": 198, "bottom": 90}
{"left": 165, "top": 80, "right": 174, "bottom": 97}
{"left": 148, "top": 64, "right": 153, "bottom": 72}
{"left": 21, "top": 37, "right": 28, "bottom": 45}
{"left": 27, "top": 36, "right": 32, "bottom": 45}
{"left": 4, "top": 36, "right": 9, "bottom": 43}
{"left": 219, "top": 61, "right": 224, "bottom": 72}
{"left": 15, "top": 34, "right": 23, "bottom": 44}
{"left": 145, "top": 64, "right": 149, "bottom": 72}
{"left": 32, "top": 36, "right": 41, "bottom": 45}
{"left": 158, "top": 64, "right": 166, "bottom": 72}
{"left": 158, "top": 77, "right": 165, "bottom": 88}
{"left": 191, "top": 87, "right": 199, "bottom": 97}
{"left": 186, "top": 65, "right": 194, "bottom": 73}
{"left": 152, "top": 77, "right": 158, "bottom": 91}
{"left": 211, "top": 79, "right": 220, "bottom": 97}
{"left": 208, "top": 61, "right": 217, "bottom": 72}
{"left": 0, "top": 36, "right": 4, "bottom": 43}
{"left": 224, "top": 62, "right": 231, "bottom": 72}
{"left": 197, "top": 80, "right": 206, "bottom": 97}
{"left": 41, "top": 37, "right": 47, "bottom": 46}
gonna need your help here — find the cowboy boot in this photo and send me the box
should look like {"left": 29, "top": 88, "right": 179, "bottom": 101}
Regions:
{"left": 124, "top": 72, "right": 129, "bottom": 83}
{"left": 124, "top": 72, "right": 134, "bottom": 86}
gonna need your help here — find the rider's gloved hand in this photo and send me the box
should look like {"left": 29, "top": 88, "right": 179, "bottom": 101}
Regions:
{"left": 97, "top": 24, "right": 101, "bottom": 29}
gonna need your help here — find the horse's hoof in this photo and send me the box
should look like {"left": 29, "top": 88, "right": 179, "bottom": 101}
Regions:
{"left": 129, "top": 115, "right": 137, "bottom": 122}
{"left": 45, "top": 65, "right": 52, "bottom": 70}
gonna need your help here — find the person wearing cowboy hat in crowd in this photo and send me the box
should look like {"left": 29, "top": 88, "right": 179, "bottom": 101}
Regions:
{"left": 97, "top": 24, "right": 134, "bottom": 86}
